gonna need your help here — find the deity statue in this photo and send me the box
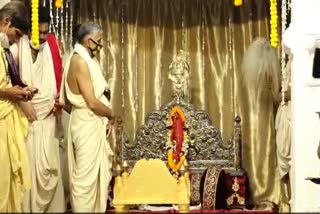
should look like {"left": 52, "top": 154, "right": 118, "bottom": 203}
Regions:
{"left": 170, "top": 111, "right": 185, "bottom": 164}
{"left": 166, "top": 106, "right": 189, "bottom": 175}
{"left": 168, "top": 50, "right": 190, "bottom": 102}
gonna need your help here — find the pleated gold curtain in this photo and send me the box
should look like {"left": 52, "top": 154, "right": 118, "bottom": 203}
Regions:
{"left": 73, "top": 0, "right": 287, "bottom": 208}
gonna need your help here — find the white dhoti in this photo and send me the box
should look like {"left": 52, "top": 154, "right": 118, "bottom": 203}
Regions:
{"left": 61, "top": 43, "right": 113, "bottom": 212}
{"left": 18, "top": 36, "right": 65, "bottom": 212}
{"left": 23, "top": 110, "right": 65, "bottom": 212}
{"left": 60, "top": 110, "right": 70, "bottom": 205}
{"left": 275, "top": 101, "right": 291, "bottom": 179}
{"left": 275, "top": 58, "right": 292, "bottom": 180}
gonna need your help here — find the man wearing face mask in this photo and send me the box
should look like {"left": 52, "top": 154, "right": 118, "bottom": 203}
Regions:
{"left": 60, "top": 22, "right": 114, "bottom": 212}
{"left": 0, "top": 1, "right": 34, "bottom": 212}
{"left": 13, "top": 5, "right": 66, "bottom": 213}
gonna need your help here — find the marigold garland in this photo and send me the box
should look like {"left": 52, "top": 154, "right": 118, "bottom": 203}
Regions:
{"left": 167, "top": 106, "right": 188, "bottom": 172}
{"left": 31, "top": 0, "right": 39, "bottom": 49}
{"left": 234, "top": 0, "right": 242, "bottom": 7}
{"left": 168, "top": 150, "right": 186, "bottom": 172}
{"left": 270, "top": 0, "right": 278, "bottom": 47}
{"left": 55, "top": 0, "right": 63, "bottom": 9}
{"left": 169, "top": 106, "right": 186, "bottom": 123}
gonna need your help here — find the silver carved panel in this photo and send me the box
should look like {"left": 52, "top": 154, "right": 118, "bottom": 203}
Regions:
{"left": 116, "top": 97, "right": 242, "bottom": 172}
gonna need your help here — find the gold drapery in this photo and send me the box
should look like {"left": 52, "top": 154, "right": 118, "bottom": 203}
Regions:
{"left": 74, "top": 0, "right": 287, "bottom": 208}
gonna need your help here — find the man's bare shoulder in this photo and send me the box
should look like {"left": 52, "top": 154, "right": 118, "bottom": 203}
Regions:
{"left": 70, "top": 54, "right": 87, "bottom": 66}
{"left": 70, "top": 54, "right": 89, "bottom": 74}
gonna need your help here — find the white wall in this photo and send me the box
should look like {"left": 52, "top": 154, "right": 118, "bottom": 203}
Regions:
{"left": 286, "top": 0, "right": 320, "bottom": 211}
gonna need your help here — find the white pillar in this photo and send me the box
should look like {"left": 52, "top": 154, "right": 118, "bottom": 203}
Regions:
{"left": 285, "top": 0, "right": 320, "bottom": 212}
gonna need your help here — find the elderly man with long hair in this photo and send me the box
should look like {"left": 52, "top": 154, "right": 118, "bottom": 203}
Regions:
{"left": 241, "top": 37, "right": 290, "bottom": 212}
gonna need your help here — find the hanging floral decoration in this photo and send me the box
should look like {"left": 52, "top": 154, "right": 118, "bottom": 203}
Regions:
{"left": 55, "top": 0, "right": 63, "bottom": 9}
{"left": 234, "top": 0, "right": 242, "bottom": 7}
{"left": 270, "top": 0, "right": 278, "bottom": 47}
{"left": 280, "top": 0, "right": 291, "bottom": 104}
{"left": 31, "top": 0, "right": 39, "bottom": 49}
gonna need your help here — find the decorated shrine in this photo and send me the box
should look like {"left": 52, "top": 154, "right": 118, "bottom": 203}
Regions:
{"left": 2, "top": 0, "right": 320, "bottom": 212}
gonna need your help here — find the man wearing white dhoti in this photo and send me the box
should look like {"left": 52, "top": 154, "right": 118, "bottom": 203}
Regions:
{"left": 60, "top": 22, "right": 114, "bottom": 212}
{"left": 16, "top": 6, "right": 65, "bottom": 212}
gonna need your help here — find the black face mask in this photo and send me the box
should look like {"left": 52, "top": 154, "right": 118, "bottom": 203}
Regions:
{"left": 89, "top": 38, "right": 103, "bottom": 57}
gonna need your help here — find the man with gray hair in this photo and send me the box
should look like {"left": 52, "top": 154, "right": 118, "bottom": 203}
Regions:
{"left": 60, "top": 22, "right": 114, "bottom": 212}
